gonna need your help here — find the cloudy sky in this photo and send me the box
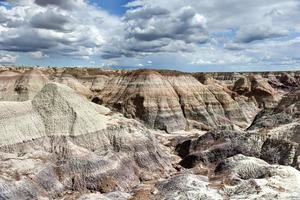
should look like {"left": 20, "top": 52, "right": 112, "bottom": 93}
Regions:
{"left": 0, "top": 0, "right": 299, "bottom": 72}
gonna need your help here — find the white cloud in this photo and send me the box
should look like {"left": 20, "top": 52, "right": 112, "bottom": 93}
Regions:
{"left": 29, "top": 51, "right": 48, "bottom": 59}
{"left": 0, "top": 53, "right": 17, "bottom": 63}
{"left": 235, "top": 25, "right": 289, "bottom": 43}
{"left": 101, "top": 4, "right": 208, "bottom": 59}
{"left": 0, "top": 0, "right": 121, "bottom": 59}
{"left": 190, "top": 47, "right": 254, "bottom": 65}
{"left": 34, "top": 0, "right": 85, "bottom": 10}
{"left": 0, "top": 0, "right": 299, "bottom": 70}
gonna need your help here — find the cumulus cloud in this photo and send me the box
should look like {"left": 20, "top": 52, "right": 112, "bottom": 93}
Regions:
{"left": 30, "top": 10, "right": 73, "bottom": 32}
{"left": 0, "top": 28, "right": 57, "bottom": 52}
{"left": 101, "top": 5, "right": 208, "bottom": 59}
{"left": 0, "top": 0, "right": 299, "bottom": 70}
{"left": 29, "top": 51, "right": 48, "bottom": 59}
{"left": 0, "top": 0, "right": 120, "bottom": 59}
{"left": 236, "top": 25, "right": 289, "bottom": 43}
{"left": 0, "top": 53, "right": 17, "bottom": 63}
{"left": 34, "top": 0, "right": 82, "bottom": 10}
{"left": 125, "top": 6, "right": 207, "bottom": 43}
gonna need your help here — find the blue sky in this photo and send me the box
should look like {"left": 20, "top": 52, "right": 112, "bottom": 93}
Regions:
{"left": 89, "top": 0, "right": 132, "bottom": 15}
{"left": 0, "top": 0, "right": 299, "bottom": 72}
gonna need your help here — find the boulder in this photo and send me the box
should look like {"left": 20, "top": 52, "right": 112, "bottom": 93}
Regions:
{"left": 154, "top": 173, "right": 222, "bottom": 200}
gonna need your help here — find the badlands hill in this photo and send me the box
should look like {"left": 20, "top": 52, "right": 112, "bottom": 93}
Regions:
{"left": 0, "top": 82, "right": 172, "bottom": 199}
{"left": 1, "top": 67, "right": 297, "bottom": 132}
{"left": 0, "top": 66, "right": 299, "bottom": 199}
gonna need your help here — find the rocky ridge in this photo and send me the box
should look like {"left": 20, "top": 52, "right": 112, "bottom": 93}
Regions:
{"left": 0, "top": 66, "right": 300, "bottom": 199}
{"left": 0, "top": 67, "right": 298, "bottom": 133}
{"left": 0, "top": 82, "right": 172, "bottom": 199}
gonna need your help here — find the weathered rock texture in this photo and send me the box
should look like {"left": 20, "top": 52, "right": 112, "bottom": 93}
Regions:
{"left": 176, "top": 130, "right": 263, "bottom": 168}
{"left": 0, "top": 66, "right": 300, "bottom": 199}
{"left": 248, "top": 87, "right": 300, "bottom": 169}
{"left": 216, "top": 154, "right": 300, "bottom": 199}
{"left": 0, "top": 83, "right": 172, "bottom": 199}
{"left": 0, "top": 69, "right": 48, "bottom": 101}
{"left": 176, "top": 129, "right": 298, "bottom": 169}
{"left": 0, "top": 67, "right": 299, "bottom": 133}
{"left": 93, "top": 70, "right": 251, "bottom": 132}
{"left": 176, "top": 123, "right": 299, "bottom": 168}
{"left": 153, "top": 173, "right": 222, "bottom": 199}
{"left": 151, "top": 155, "right": 300, "bottom": 200}
{"left": 233, "top": 75, "right": 279, "bottom": 108}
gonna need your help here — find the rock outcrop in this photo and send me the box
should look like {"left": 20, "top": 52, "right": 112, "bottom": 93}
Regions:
{"left": 151, "top": 154, "right": 300, "bottom": 200}
{"left": 216, "top": 154, "right": 300, "bottom": 199}
{"left": 233, "top": 75, "right": 279, "bottom": 108}
{"left": 248, "top": 87, "right": 300, "bottom": 168}
{"left": 176, "top": 130, "right": 264, "bottom": 168}
{"left": 176, "top": 128, "right": 298, "bottom": 168}
{"left": 0, "top": 67, "right": 298, "bottom": 134}
{"left": 0, "top": 69, "right": 48, "bottom": 101}
{"left": 0, "top": 83, "right": 172, "bottom": 199}
{"left": 93, "top": 70, "right": 250, "bottom": 132}
{"left": 153, "top": 173, "right": 222, "bottom": 199}
{"left": 0, "top": 67, "right": 300, "bottom": 199}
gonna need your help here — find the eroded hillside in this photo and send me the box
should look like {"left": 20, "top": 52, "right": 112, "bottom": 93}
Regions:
{"left": 0, "top": 66, "right": 299, "bottom": 199}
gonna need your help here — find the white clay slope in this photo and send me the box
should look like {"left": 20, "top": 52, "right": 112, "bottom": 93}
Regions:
{"left": 0, "top": 82, "right": 109, "bottom": 147}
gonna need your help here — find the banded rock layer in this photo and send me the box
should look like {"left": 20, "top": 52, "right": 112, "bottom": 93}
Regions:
{"left": 176, "top": 86, "right": 300, "bottom": 169}
{"left": 0, "top": 83, "right": 172, "bottom": 199}
{"left": 0, "top": 67, "right": 300, "bottom": 199}
{"left": 0, "top": 69, "right": 48, "bottom": 101}
{"left": 0, "top": 67, "right": 299, "bottom": 134}
{"left": 94, "top": 70, "right": 250, "bottom": 132}
{"left": 233, "top": 75, "right": 279, "bottom": 109}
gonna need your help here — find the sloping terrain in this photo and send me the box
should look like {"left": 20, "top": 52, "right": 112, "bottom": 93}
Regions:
{"left": 0, "top": 82, "right": 172, "bottom": 199}
{"left": 0, "top": 67, "right": 299, "bottom": 134}
{"left": 0, "top": 69, "right": 48, "bottom": 101}
{"left": 0, "top": 66, "right": 300, "bottom": 199}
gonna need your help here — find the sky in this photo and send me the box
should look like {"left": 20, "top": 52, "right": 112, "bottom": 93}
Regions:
{"left": 0, "top": 0, "right": 299, "bottom": 72}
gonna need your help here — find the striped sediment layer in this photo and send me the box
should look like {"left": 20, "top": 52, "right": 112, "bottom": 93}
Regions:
{"left": 0, "top": 67, "right": 298, "bottom": 133}
{"left": 94, "top": 70, "right": 251, "bottom": 132}
{"left": 0, "top": 83, "right": 172, "bottom": 199}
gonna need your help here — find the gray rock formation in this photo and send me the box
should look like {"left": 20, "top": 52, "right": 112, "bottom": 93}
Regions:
{"left": 216, "top": 154, "right": 300, "bottom": 199}
{"left": 0, "top": 67, "right": 300, "bottom": 199}
{"left": 176, "top": 130, "right": 265, "bottom": 168}
{"left": 0, "top": 69, "right": 48, "bottom": 101}
{"left": 153, "top": 173, "right": 222, "bottom": 200}
{"left": 93, "top": 70, "right": 250, "bottom": 132}
{"left": 249, "top": 87, "right": 300, "bottom": 168}
{"left": 233, "top": 75, "right": 279, "bottom": 109}
{"left": 0, "top": 83, "right": 172, "bottom": 199}
{"left": 176, "top": 129, "right": 298, "bottom": 168}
